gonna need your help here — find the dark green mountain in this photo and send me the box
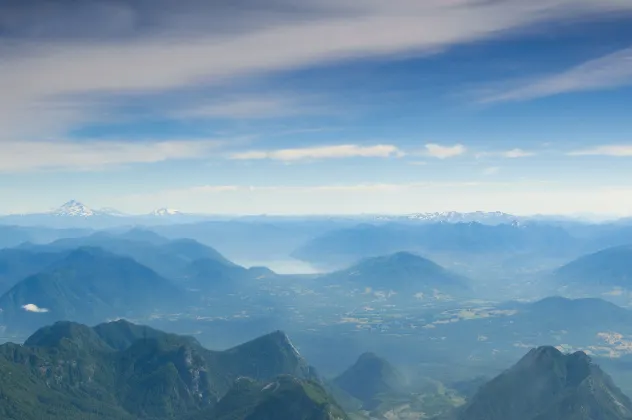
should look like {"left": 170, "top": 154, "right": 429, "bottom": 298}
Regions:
{"left": 554, "top": 245, "right": 632, "bottom": 291}
{"left": 456, "top": 346, "right": 632, "bottom": 420}
{"left": 318, "top": 252, "right": 469, "bottom": 297}
{"left": 191, "top": 375, "right": 349, "bottom": 420}
{"left": 0, "top": 247, "right": 184, "bottom": 333}
{"left": 334, "top": 352, "right": 406, "bottom": 409}
{"left": 0, "top": 320, "right": 342, "bottom": 420}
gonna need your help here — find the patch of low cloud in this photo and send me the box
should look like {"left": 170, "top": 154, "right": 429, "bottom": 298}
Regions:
{"left": 423, "top": 143, "right": 466, "bottom": 159}
{"left": 483, "top": 166, "right": 500, "bottom": 176}
{"left": 230, "top": 144, "right": 403, "bottom": 161}
{"left": 22, "top": 303, "right": 49, "bottom": 313}
{"left": 476, "top": 148, "right": 536, "bottom": 159}
{"left": 568, "top": 145, "right": 632, "bottom": 157}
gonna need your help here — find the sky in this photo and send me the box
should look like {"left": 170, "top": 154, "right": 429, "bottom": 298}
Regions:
{"left": 1, "top": 0, "right": 632, "bottom": 216}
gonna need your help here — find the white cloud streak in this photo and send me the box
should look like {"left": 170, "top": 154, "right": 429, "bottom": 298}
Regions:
{"left": 502, "top": 148, "right": 536, "bottom": 158}
{"left": 0, "top": 139, "right": 224, "bottom": 172}
{"left": 483, "top": 166, "right": 500, "bottom": 175}
{"left": 484, "top": 46, "right": 632, "bottom": 102}
{"left": 230, "top": 144, "right": 403, "bottom": 161}
{"left": 423, "top": 143, "right": 467, "bottom": 159}
{"left": 568, "top": 145, "right": 632, "bottom": 157}
{"left": 174, "top": 94, "right": 326, "bottom": 119}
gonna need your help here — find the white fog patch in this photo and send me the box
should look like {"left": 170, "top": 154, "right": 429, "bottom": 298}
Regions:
{"left": 22, "top": 304, "right": 49, "bottom": 313}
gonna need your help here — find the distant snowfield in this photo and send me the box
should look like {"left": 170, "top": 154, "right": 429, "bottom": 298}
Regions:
{"left": 236, "top": 259, "right": 322, "bottom": 275}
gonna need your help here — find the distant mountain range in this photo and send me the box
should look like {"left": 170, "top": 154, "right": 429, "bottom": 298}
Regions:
{"left": 0, "top": 200, "right": 213, "bottom": 228}
{"left": 292, "top": 221, "right": 579, "bottom": 269}
{"left": 2, "top": 200, "right": 626, "bottom": 228}
{"left": 15, "top": 228, "right": 237, "bottom": 280}
{"left": 377, "top": 211, "right": 519, "bottom": 225}
{"left": 0, "top": 320, "right": 344, "bottom": 420}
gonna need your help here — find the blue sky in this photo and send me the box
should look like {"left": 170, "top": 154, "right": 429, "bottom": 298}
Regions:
{"left": 1, "top": 0, "right": 632, "bottom": 216}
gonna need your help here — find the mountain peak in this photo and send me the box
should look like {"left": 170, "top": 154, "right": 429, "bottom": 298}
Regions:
{"left": 460, "top": 346, "right": 631, "bottom": 420}
{"left": 53, "top": 200, "right": 95, "bottom": 217}
{"left": 262, "top": 330, "right": 302, "bottom": 357}
{"left": 24, "top": 321, "right": 111, "bottom": 351}
{"left": 335, "top": 352, "right": 405, "bottom": 409}
{"left": 50, "top": 200, "right": 123, "bottom": 218}
{"left": 222, "top": 330, "right": 316, "bottom": 383}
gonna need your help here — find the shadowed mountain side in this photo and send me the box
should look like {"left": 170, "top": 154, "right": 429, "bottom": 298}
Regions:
{"left": 0, "top": 247, "right": 185, "bottom": 333}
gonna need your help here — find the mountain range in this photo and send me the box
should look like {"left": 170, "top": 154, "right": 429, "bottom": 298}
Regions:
{"left": 292, "top": 221, "right": 579, "bottom": 269}
{"left": 0, "top": 229, "right": 285, "bottom": 334}
{"left": 16, "top": 229, "right": 237, "bottom": 281}
{"left": 0, "top": 201, "right": 213, "bottom": 228}
{"left": 3, "top": 319, "right": 631, "bottom": 420}
{"left": 0, "top": 319, "right": 345, "bottom": 420}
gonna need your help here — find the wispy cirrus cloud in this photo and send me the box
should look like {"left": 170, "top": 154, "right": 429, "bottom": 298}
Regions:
{"left": 174, "top": 93, "right": 328, "bottom": 120}
{"left": 423, "top": 143, "right": 467, "bottom": 159}
{"left": 483, "top": 46, "right": 632, "bottom": 103}
{"left": 230, "top": 144, "right": 403, "bottom": 161}
{"left": 0, "top": 138, "right": 225, "bottom": 172}
{"left": 2, "top": 0, "right": 632, "bottom": 143}
{"left": 568, "top": 144, "right": 632, "bottom": 157}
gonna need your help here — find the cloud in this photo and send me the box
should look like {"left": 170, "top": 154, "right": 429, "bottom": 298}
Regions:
{"left": 175, "top": 94, "right": 325, "bottom": 119}
{"left": 230, "top": 144, "right": 403, "bottom": 161}
{"left": 22, "top": 303, "right": 49, "bottom": 313}
{"left": 568, "top": 145, "right": 632, "bottom": 157}
{"left": 484, "top": 46, "right": 632, "bottom": 102}
{"left": 0, "top": 139, "right": 224, "bottom": 172}
{"left": 423, "top": 143, "right": 466, "bottom": 159}
{"left": 483, "top": 166, "right": 500, "bottom": 175}
{"left": 477, "top": 148, "right": 536, "bottom": 158}
{"left": 2, "top": 0, "right": 632, "bottom": 141}
{"left": 502, "top": 148, "right": 535, "bottom": 158}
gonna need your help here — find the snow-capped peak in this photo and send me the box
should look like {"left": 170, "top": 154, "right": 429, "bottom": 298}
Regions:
{"left": 52, "top": 200, "right": 95, "bottom": 217}
{"left": 151, "top": 208, "right": 183, "bottom": 217}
